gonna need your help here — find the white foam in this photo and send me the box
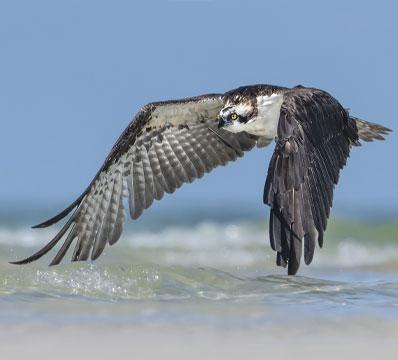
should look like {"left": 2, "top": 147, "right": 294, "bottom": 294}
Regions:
{"left": 313, "top": 238, "right": 398, "bottom": 268}
{"left": 2, "top": 223, "right": 398, "bottom": 269}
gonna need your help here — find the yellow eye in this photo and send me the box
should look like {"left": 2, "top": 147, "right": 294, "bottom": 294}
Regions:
{"left": 230, "top": 113, "right": 238, "bottom": 121}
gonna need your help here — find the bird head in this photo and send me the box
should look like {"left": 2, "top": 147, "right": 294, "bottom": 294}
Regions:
{"left": 217, "top": 102, "right": 255, "bottom": 132}
{"left": 218, "top": 91, "right": 284, "bottom": 137}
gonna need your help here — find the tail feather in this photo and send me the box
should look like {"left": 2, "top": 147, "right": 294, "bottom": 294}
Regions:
{"left": 351, "top": 117, "right": 392, "bottom": 143}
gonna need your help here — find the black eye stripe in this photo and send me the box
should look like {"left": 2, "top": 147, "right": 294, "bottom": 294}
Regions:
{"left": 226, "top": 113, "right": 249, "bottom": 123}
{"left": 239, "top": 115, "right": 248, "bottom": 123}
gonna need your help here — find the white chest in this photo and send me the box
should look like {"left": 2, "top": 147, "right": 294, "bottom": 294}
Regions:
{"left": 246, "top": 94, "right": 284, "bottom": 138}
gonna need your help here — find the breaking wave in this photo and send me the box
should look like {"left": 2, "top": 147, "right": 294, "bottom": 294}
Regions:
{"left": 1, "top": 218, "right": 397, "bottom": 269}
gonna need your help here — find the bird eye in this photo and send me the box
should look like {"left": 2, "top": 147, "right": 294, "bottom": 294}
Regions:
{"left": 230, "top": 113, "right": 238, "bottom": 121}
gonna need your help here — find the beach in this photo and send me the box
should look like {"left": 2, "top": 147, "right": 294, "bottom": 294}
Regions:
{"left": 2, "top": 321, "right": 398, "bottom": 360}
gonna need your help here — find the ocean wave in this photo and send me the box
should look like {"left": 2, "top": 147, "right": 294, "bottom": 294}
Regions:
{"left": 1, "top": 220, "right": 398, "bottom": 269}
{"left": 314, "top": 239, "right": 398, "bottom": 268}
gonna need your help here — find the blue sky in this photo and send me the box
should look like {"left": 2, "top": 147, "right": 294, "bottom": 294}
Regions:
{"left": 0, "top": 0, "right": 396, "bottom": 217}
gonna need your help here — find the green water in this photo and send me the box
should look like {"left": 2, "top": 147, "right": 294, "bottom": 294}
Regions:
{"left": 0, "top": 216, "right": 397, "bottom": 330}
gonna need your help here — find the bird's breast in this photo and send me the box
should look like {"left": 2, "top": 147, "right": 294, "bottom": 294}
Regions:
{"left": 243, "top": 94, "right": 284, "bottom": 138}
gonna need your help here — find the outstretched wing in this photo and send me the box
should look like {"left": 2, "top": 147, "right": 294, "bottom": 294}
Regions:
{"left": 12, "top": 94, "right": 264, "bottom": 265}
{"left": 264, "top": 87, "right": 359, "bottom": 275}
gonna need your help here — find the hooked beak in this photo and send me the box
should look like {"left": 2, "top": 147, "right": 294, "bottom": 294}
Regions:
{"left": 218, "top": 116, "right": 228, "bottom": 129}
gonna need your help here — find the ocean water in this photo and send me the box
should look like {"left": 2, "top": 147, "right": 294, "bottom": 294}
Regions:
{"left": 1, "top": 211, "right": 398, "bottom": 358}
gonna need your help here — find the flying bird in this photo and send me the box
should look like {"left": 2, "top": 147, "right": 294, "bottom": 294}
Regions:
{"left": 12, "top": 84, "right": 391, "bottom": 275}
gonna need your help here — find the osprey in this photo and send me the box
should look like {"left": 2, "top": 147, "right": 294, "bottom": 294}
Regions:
{"left": 12, "top": 84, "right": 391, "bottom": 275}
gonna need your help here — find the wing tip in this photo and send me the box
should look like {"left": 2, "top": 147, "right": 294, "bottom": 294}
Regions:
{"left": 32, "top": 193, "right": 86, "bottom": 229}
{"left": 9, "top": 249, "right": 50, "bottom": 265}
{"left": 31, "top": 210, "right": 72, "bottom": 229}
{"left": 32, "top": 223, "right": 47, "bottom": 229}
{"left": 9, "top": 259, "right": 32, "bottom": 265}
{"left": 287, "top": 263, "right": 299, "bottom": 275}
{"left": 11, "top": 216, "right": 76, "bottom": 266}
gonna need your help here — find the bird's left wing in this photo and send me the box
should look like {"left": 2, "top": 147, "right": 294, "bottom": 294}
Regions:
{"left": 264, "top": 87, "right": 359, "bottom": 275}
{"left": 12, "top": 94, "right": 262, "bottom": 265}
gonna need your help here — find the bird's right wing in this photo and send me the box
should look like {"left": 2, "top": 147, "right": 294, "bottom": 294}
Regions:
{"left": 12, "top": 94, "right": 264, "bottom": 266}
{"left": 264, "top": 87, "right": 359, "bottom": 275}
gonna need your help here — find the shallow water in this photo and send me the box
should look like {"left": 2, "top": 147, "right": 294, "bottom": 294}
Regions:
{"left": 1, "top": 216, "right": 398, "bottom": 359}
{"left": 1, "top": 215, "right": 397, "bottom": 333}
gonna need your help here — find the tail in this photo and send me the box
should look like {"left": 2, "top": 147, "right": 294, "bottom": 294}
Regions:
{"left": 350, "top": 117, "right": 392, "bottom": 144}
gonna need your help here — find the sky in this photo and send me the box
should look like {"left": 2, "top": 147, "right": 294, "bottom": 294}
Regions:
{"left": 0, "top": 0, "right": 397, "bottom": 218}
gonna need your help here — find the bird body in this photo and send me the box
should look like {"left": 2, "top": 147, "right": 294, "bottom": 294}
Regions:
{"left": 12, "top": 84, "right": 391, "bottom": 275}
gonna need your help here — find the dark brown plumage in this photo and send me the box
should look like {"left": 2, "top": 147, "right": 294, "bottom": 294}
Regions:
{"left": 264, "top": 87, "right": 358, "bottom": 274}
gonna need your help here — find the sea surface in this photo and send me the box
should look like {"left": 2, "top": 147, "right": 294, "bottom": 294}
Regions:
{"left": 0, "top": 209, "right": 397, "bottom": 358}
